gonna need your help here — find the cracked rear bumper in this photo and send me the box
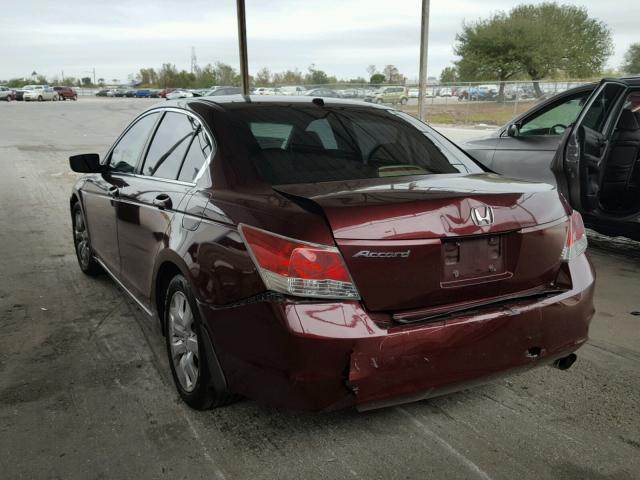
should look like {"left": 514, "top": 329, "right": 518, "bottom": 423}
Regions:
{"left": 203, "top": 255, "right": 595, "bottom": 411}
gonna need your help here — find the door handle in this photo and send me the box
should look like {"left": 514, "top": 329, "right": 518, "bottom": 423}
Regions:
{"left": 108, "top": 186, "right": 119, "bottom": 197}
{"left": 152, "top": 194, "right": 172, "bottom": 210}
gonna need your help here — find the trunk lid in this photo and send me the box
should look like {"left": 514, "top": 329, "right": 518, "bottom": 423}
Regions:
{"left": 276, "top": 173, "right": 570, "bottom": 313}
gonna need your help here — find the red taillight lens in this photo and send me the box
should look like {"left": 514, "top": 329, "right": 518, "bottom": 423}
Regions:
{"left": 239, "top": 224, "right": 359, "bottom": 299}
{"left": 289, "top": 247, "right": 352, "bottom": 282}
{"left": 561, "top": 211, "right": 588, "bottom": 262}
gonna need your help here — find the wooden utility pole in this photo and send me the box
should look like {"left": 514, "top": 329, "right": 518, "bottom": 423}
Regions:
{"left": 417, "top": 0, "right": 431, "bottom": 122}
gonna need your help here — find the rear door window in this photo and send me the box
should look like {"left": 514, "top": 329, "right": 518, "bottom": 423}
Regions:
{"left": 178, "top": 128, "right": 213, "bottom": 183}
{"left": 143, "top": 112, "right": 199, "bottom": 180}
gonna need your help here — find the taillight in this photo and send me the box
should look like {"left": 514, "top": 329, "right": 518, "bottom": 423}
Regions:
{"left": 561, "top": 211, "right": 588, "bottom": 262}
{"left": 239, "top": 224, "right": 360, "bottom": 300}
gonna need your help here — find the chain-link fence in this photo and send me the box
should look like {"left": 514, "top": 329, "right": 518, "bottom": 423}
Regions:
{"left": 276, "top": 80, "right": 591, "bottom": 127}
{"left": 74, "top": 79, "right": 594, "bottom": 128}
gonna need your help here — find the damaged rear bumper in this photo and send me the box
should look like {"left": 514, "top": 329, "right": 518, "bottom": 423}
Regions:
{"left": 203, "top": 255, "right": 595, "bottom": 411}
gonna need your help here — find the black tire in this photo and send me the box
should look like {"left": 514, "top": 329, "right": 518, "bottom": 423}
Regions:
{"left": 164, "top": 275, "right": 234, "bottom": 410}
{"left": 73, "top": 95, "right": 78, "bottom": 101}
{"left": 38, "top": 95, "right": 43, "bottom": 102}
{"left": 71, "top": 203, "right": 102, "bottom": 276}
{"left": 400, "top": 97, "right": 408, "bottom": 105}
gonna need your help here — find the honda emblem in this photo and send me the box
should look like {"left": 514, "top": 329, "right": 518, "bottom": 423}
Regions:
{"left": 471, "top": 206, "right": 494, "bottom": 226}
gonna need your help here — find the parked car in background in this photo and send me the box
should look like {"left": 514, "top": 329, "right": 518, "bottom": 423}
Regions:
{"left": 96, "top": 89, "right": 111, "bottom": 97}
{"left": 408, "top": 88, "right": 419, "bottom": 99}
{"left": 23, "top": 85, "right": 59, "bottom": 101}
{"left": 54, "top": 86, "right": 78, "bottom": 101}
{"left": 364, "top": 86, "right": 408, "bottom": 105}
{"left": 204, "top": 87, "right": 242, "bottom": 96}
{"left": 125, "top": 90, "right": 137, "bottom": 98}
{"left": 135, "top": 89, "right": 152, "bottom": 98}
{"left": 158, "top": 88, "right": 176, "bottom": 98}
{"left": 149, "top": 89, "right": 162, "bottom": 98}
{"left": 339, "top": 88, "right": 366, "bottom": 99}
{"left": 304, "top": 87, "right": 342, "bottom": 98}
{"left": 461, "top": 77, "right": 640, "bottom": 240}
{"left": 0, "top": 86, "right": 15, "bottom": 101}
{"left": 165, "top": 89, "right": 194, "bottom": 100}
{"left": 462, "top": 84, "right": 595, "bottom": 187}
{"left": 113, "top": 89, "right": 128, "bottom": 97}
{"left": 439, "top": 87, "right": 453, "bottom": 97}
{"left": 68, "top": 95, "right": 594, "bottom": 412}
{"left": 279, "top": 86, "right": 306, "bottom": 96}
{"left": 504, "top": 85, "right": 535, "bottom": 100}
{"left": 255, "top": 87, "right": 281, "bottom": 95}
{"left": 457, "top": 88, "right": 469, "bottom": 101}
{"left": 468, "top": 85, "right": 498, "bottom": 101}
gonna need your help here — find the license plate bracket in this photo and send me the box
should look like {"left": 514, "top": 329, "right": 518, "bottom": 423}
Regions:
{"left": 441, "top": 235, "right": 510, "bottom": 287}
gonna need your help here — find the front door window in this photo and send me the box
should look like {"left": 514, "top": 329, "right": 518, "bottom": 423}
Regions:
{"left": 519, "top": 92, "right": 591, "bottom": 137}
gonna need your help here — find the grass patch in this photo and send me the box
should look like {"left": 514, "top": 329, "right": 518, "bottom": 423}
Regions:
{"left": 402, "top": 100, "right": 539, "bottom": 126}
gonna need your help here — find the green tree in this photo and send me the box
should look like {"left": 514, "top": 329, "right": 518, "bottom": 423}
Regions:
{"left": 622, "top": 43, "right": 640, "bottom": 75}
{"left": 157, "top": 63, "right": 179, "bottom": 88}
{"left": 510, "top": 3, "right": 613, "bottom": 95}
{"left": 81, "top": 77, "right": 92, "bottom": 87}
{"left": 439, "top": 66, "right": 459, "bottom": 84}
{"left": 455, "top": 13, "right": 522, "bottom": 100}
{"left": 62, "top": 77, "right": 78, "bottom": 87}
{"left": 195, "top": 64, "right": 218, "bottom": 88}
{"left": 137, "top": 68, "right": 157, "bottom": 86}
{"left": 370, "top": 73, "right": 385, "bottom": 84}
{"left": 305, "top": 64, "right": 329, "bottom": 85}
{"left": 255, "top": 67, "right": 271, "bottom": 85}
{"left": 382, "top": 65, "right": 405, "bottom": 84}
{"left": 215, "top": 62, "right": 238, "bottom": 86}
{"left": 272, "top": 69, "right": 304, "bottom": 86}
{"left": 6, "top": 78, "right": 30, "bottom": 88}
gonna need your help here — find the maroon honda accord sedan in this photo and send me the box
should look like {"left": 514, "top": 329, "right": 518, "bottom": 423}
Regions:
{"left": 69, "top": 95, "right": 595, "bottom": 411}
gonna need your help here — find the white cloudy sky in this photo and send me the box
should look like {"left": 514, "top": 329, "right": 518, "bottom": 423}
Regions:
{"left": 0, "top": 0, "right": 638, "bottom": 82}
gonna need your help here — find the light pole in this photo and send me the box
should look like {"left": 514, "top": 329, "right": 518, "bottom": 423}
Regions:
{"left": 417, "top": 0, "right": 430, "bottom": 122}
{"left": 236, "top": 0, "right": 249, "bottom": 95}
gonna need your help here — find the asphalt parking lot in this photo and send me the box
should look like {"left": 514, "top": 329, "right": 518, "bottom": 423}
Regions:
{"left": 1, "top": 98, "right": 639, "bottom": 480}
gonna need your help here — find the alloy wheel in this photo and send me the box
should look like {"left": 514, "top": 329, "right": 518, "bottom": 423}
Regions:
{"left": 168, "top": 291, "right": 199, "bottom": 392}
{"left": 73, "top": 210, "right": 91, "bottom": 268}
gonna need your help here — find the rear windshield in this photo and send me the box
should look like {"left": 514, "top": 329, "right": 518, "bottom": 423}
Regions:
{"left": 226, "top": 105, "right": 481, "bottom": 184}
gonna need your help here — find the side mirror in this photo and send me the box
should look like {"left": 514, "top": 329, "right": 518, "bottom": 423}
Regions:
{"left": 506, "top": 123, "right": 520, "bottom": 137}
{"left": 69, "top": 153, "right": 105, "bottom": 173}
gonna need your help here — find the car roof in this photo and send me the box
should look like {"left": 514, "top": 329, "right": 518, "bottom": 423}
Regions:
{"left": 618, "top": 76, "right": 640, "bottom": 86}
{"left": 158, "top": 94, "right": 393, "bottom": 112}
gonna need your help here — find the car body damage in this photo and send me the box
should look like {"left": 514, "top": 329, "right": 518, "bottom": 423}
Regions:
{"left": 69, "top": 95, "right": 596, "bottom": 412}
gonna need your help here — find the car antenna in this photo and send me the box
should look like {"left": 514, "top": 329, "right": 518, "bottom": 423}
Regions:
{"left": 312, "top": 98, "right": 324, "bottom": 107}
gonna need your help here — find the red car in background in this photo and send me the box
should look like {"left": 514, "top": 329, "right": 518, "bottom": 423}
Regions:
{"left": 68, "top": 96, "right": 595, "bottom": 412}
{"left": 54, "top": 86, "right": 78, "bottom": 101}
{"left": 158, "top": 88, "right": 176, "bottom": 98}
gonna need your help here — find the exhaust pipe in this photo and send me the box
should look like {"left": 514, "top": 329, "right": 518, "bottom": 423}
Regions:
{"left": 553, "top": 353, "right": 577, "bottom": 370}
